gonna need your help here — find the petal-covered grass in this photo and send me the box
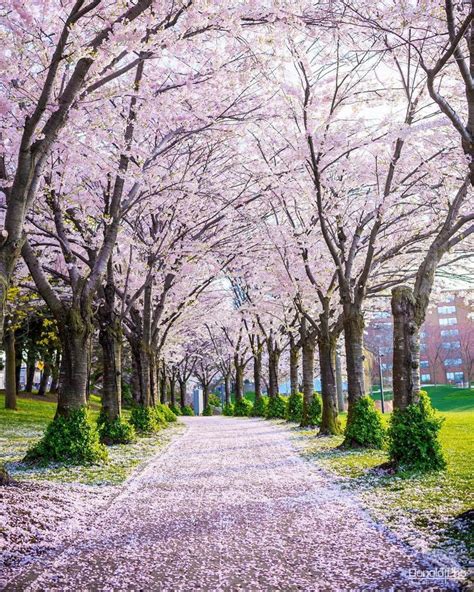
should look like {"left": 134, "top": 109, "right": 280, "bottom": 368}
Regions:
{"left": 0, "top": 393, "right": 184, "bottom": 486}
{"left": 297, "top": 386, "right": 474, "bottom": 567}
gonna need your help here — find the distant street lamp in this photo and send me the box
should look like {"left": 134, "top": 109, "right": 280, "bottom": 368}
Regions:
{"left": 378, "top": 348, "right": 385, "bottom": 414}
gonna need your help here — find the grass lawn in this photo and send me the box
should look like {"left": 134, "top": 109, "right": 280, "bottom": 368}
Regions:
{"left": 0, "top": 393, "right": 183, "bottom": 486}
{"left": 299, "top": 385, "right": 473, "bottom": 568}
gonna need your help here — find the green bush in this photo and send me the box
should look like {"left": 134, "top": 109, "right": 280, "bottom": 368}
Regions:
{"left": 156, "top": 403, "right": 178, "bottom": 423}
{"left": 309, "top": 392, "right": 322, "bottom": 426}
{"left": 343, "top": 395, "right": 385, "bottom": 449}
{"left": 97, "top": 413, "right": 136, "bottom": 445}
{"left": 25, "top": 408, "right": 108, "bottom": 465}
{"left": 202, "top": 404, "right": 213, "bottom": 416}
{"left": 209, "top": 393, "right": 221, "bottom": 407}
{"left": 287, "top": 392, "right": 303, "bottom": 422}
{"left": 266, "top": 395, "right": 287, "bottom": 419}
{"left": 181, "top": 405, "right": 195, "bottom": 416}
{"left": 129, "top": 406, "right": 166, "bottom": 433}
{"left": 250, "top": 396, "right": 268, "bottom": 417}
{"left": 169, "top": 404, "right": 182, "bottom": 416}
{"left": 388, "top": 391, "right": 446, "bottom": 472}
{"left": 234, "top": 398, "right": 252, "bottom": 417}
{"left": 222, "top": 402, "right": 234, "bottom": 416}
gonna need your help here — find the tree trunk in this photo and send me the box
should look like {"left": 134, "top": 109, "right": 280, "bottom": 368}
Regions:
{"left": 160, "top": 366, "right": 167, "bottom": 404}
{"left": 56, "top": 312, "right": 90, "bottom": 417}
{"left": 170, "top": 375, "right": 176, "bottom": 407}
{"left": 253, "top": 350, "right": 262, "bottom": 401}
{"left": 301, "top": 332, "right": 315, "bottom": 427}
{"left": 289, "top": 337, "right": 300, "bottom": 396}
{"left": 98, "top": 321, "right": 122, "bottom": 422}
{"left": 130, "top": 338, "right": 151, "bottom": 408}
{"left": 15, "top": 340, "right": 22, "bottom": 395}
{"left": 25, "top": 350, "right": 36, "bottom": 392}
{"left": 335, "top": 345, "right": 345, "bottom": 412}
{"left": 4, "top": 327, "right": 17, "bottom": 409}
{"left": 50, "top": 351, "right": 60, "bottom": 393}
{"left": 203, "top": 384, "right": 209, "bottom": 410}
{"left": 318, "top": 335, "right": 342, "bottom": 435}
{"left": 224, "top": 373, "right": 231, "bottom": 405}
{"left": 268, "top": 347, "right": 280, "bottom": 398}
{"left": 179, "top": 379, "right": 187, "bottom": 408}
{"left": 37, "top": 363, "right": 51, "bottom": 397}
{"left": 235, "top": 361, "right": 244, "bottom": 402}
{"left": 391, "top": 286, "right": 421, "bottom": 410}
{"left": 343, "top": 306, "right": 366, "bottom": 411}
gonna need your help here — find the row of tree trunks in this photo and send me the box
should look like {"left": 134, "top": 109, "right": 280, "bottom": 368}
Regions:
{"left": 318, "top": 334, "right": 341, "bottom": 435}
{"left": 342, "top": 305, "right": 366, "bottom": 415}
{"left": 301, "top": 330, "right": 315, "bottom": 427}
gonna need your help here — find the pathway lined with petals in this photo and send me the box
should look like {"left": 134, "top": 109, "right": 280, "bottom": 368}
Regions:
{"left": 7, "top": 417, "right": 458, "bottom": 591}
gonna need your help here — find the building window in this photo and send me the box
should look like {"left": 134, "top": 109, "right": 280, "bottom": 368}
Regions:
{"left": 421, "top": 374, "right": 431, "bottom": 383}
{"left": 419, "top": 331, "right": 427, "bottom": 338}
{"left": 441, "top": 341, "right": 461, "bottom": 350}
{"left": 420, "top": 360, "right": 429, "bottom": 368}
{"left": 443, "top": 358, "right": 462, "bottom": 367}
{"left": 443, "top": 294, "right": 455, "bottom": 303}
{"left": 373, "top": 311, "right": 391, "bottom": 318}
{"left": 440, "top": 329, "right": 459, "bottom": 337}
{"left": 420, "top": 343, "right": 427, "bottom": 352}
{"left": 446, "top": 371, "right": 464, "bottom": 382}
{"left": 438, "top": 306, "right": 456, "bottom": 315}
{"left": 439, "top": 317, "right": 457, "bottom": 326}
{"left": 381, "top": 363, "right": 393, "bottom": 370}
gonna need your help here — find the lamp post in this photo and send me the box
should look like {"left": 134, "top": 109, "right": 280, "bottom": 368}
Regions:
{"left": 378, "top": 348, "right": 385, "bottom": 414}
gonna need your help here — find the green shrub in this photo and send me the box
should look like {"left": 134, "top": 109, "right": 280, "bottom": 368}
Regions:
{"left": 129, "top": 406, "right": 166, "bottom": 433}
{"left": 287, "top": 392, "right": 303, "bottom": 422}
{"left": 181, "top": 405, "right": 194, "bottom": 416}
{"left": 202, "top": 404, "right": 213, "bottom": 416}
{"left": 343, "top": 395, "right": 385, "bottom": 449}
{"left": 169, "top": 404, "right": 182, "bottom": 416}
{"left": 97, "top": 413, "right": 136, "bottom": 445}
{"left": 266, "top": 395, "right": 287, "bottom": 419}
{"left": 156, "top": 403, "right": 177, "bottom": 422}
{"left": 388, "top": 391, "right": 446, "bottom": 472}
{"left": 209, "top": 393, "right": 221, "bottom": 407}
{"left": 25, "top": 408, "right": 108, "bottom": 465}
{"left": 250, "top": 396, "right": 268, "bottom": 417}
{"left": 222, "top": 402, "right": 234, "bottom": 416}
{"left": 309, "top": 392, "right": 322, "bottom": 426}
{"left": 234, "top": 398, "right": 252, "bottom": 417}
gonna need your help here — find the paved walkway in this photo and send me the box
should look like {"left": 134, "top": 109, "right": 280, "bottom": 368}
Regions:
{"left": 8, "top": 417, "right": 458, "bottom": 591}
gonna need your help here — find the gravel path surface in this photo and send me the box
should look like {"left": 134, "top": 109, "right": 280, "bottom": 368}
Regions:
{"left": 5, "top": 417, "right": 460, "bottom": 591}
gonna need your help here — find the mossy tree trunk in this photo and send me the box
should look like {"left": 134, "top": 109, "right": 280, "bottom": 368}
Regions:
{"left": 202, "top": 383, "right": 209, "bottom": 410}
{"left": 129, "top": 338, "right": 152, "bottom": 408}
{"left": 4, "top": 325, "right": 17, "bottom": 409}
{"left": 55, "top": 308, "right": 91, "bottom": 418}
{"left": 14, "top": 337, "right": 22, "bottom": 395}
{"left": 99, "top": 319, "right": 122, "bottom": 422}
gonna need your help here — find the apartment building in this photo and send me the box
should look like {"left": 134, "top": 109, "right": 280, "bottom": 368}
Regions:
{"left": 365, "top": 291, "right": 473, "bottom": 388}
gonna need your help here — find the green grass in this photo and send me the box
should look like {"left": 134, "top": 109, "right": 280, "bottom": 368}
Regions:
{"left": 299, "top": 385, "right": 473, "bottom": 567}
{"left": 0, "top": 394, "right": 183, "bottom": 486}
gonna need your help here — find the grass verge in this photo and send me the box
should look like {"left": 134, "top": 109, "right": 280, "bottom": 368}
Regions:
{"left": 0, "top": 394, "right": 184, "bottom": 486}
{"left": 297, "top": 386, "right": 473, "bottom": 568}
